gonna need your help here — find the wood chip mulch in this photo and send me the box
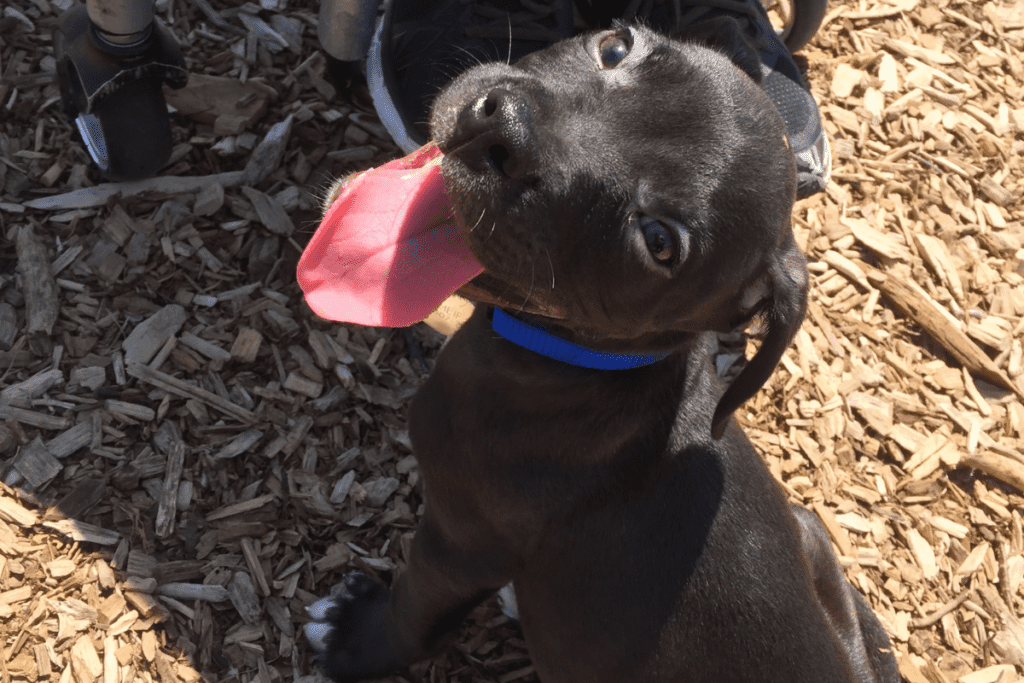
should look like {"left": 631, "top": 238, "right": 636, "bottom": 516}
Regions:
{"left": 1, "top": 0, "right": 1023, "bottom": 682}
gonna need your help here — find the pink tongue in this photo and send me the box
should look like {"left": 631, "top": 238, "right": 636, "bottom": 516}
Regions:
{"left": 297, "top": 143, "right": 484, "bottom": 327}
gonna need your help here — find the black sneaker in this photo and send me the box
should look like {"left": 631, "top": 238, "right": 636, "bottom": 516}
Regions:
{"left": 612, "top": 0, "right": 830, "bottom": 198}
{"left": 367, "top": 0, "right": 575, "bottom": 153}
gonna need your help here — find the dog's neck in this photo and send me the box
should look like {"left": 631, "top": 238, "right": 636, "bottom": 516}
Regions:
{"left": 490, "top": 308, "right": 671, "bottom": 370}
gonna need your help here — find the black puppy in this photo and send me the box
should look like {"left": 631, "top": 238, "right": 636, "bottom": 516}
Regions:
{"left": 306, "top": 20, "right": 900, "bottom": 683}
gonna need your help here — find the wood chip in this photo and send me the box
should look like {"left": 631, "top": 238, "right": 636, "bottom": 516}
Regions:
{"left": 11, "top": 437, "right": 62, "bottom": 488}
{"left": 865, "top": 264, "right": 1021, "bottom": 397}
{"left": 206, "top": 494, "right": 277, "bottom": 521}
{"left": 958, "top": 665, "right": 1019, "bottom": 683}
{"left": 240, "top": 186, "right": 296, "bottom": 236}
{"left": 914, "top": 233, "right": 964, "bottom": 303}
{"left": 1, "top": 368, "right": 64, "bottom": 407}
{"left": 906, "top": 528, "right": 939, "bottom": 580}
{"left": 71, "top": 635, "right": 104, "bottom": 682}
{"left": 179, "top": 332, "right": 232, "bottom": 362}
{"left": 283, "top": 371, "right": 322, "bottom": 398}
{"left": 823, "top": 251, "right": 871, "bottom": 290}
{"left": 42, "top": 519, "right": 119, "bottom": 545}
{"left": 45, "top": 422, "right": 94, "bottom": 459}
{"left": 843, "top": 218, "right": 913, "bottom": 262}
{"left": 126, "top": 362, "right": 256, "bottom": 424}
{"left": 811, "top": 502, "right": 853, "bottom": 557}
{"left": 228, "top": 571, "right": 262, "bottom": 624}
{"left": 0, "top": 496, "right": 38, "bottom": 527}
{"left": 155, "top": 441, "right": 185, "bottom": 538}
{"left": 122, "top": 305, "right": 188, "bottom": 366}
{"left": 155, "top": 583, "right": 230, "bottom": 602}
{"left": 961, "top": 452, "right": 1024, "bottom": 494}
{"left": 213, "top": 428, "right": 264, "bottom": 459}
{"left": 230, "top": 327, "right": 264, "bottom": 362}
{"left": 831, "top": 63, "right": 865, "bottom": 98}
{"left": 16, "top": 225, "right": 59, "bottom": 356}
{"left": 105, "top": 399, "right": 156, "bottom": 422}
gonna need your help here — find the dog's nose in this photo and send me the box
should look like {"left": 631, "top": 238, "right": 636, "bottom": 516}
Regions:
{"left": 448, "top": 88, "right": 537, "bottom": 178}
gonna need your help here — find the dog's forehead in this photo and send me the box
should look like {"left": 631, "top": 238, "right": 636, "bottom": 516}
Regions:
{"left": 519, "top": 30, "right": 764, "bottom": 195}
{"left": 526, "top": 28, "right": 747, "bottom": 123}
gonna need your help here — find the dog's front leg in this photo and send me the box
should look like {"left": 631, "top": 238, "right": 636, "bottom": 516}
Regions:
{"left": 791, "top": 505, "right": 899, "bottom": 683}
{"left": 306, "top": 514, "right": 513, "bottom": 682}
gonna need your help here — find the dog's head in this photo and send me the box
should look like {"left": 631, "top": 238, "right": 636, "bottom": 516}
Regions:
{"left": 430, "top": 20, "right": 808, "bottom": 437}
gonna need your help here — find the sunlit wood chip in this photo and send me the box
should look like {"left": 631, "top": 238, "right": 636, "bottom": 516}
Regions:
{"left": 926, "top": 515, "right": 969, "bottom": 539}
{"left": 955, "top": 541, "right": 990, "bottom": 576}
{"left": 878, "top": 53, "right": 900, "bottom": 93}
{"left": 906, "top": 528, "right": 939, "bottom": 580}
{"left": 831, "top": 63, "right": 865, "bottom": 99}
{"left": 835, "top": 512, "right": 872, "bottom": 534}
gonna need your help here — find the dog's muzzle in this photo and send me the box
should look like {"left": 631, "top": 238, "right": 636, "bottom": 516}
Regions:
{"left": 442, "top": 88, "right": 538, "bottom": 179}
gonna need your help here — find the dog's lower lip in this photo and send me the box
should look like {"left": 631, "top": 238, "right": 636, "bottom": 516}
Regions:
{"left": 456, "top": 278, "right": 565, "bottom": 319}
{"left": 437, "top": 139, "right": 497, "bottom": 176}
{"left": 434, "top": 130, "right": 474, "bottom": 157}
{"left": 434, "top": 137, "right": 454, "bottom": 155}
{"left": 486, "top": 145, "right": 511, "bottom": 177}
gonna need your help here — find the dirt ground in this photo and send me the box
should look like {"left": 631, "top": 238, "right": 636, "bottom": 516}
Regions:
{"left": 1, "top": 0, "right": 1023, "bottom": 682}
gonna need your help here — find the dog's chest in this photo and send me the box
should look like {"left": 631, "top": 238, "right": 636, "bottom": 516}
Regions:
{"left": 408, "top": 317, "right": 720, "bottom": 518}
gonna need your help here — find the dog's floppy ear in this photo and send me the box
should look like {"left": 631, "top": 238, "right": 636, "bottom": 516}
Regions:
{"left": 676, "top": 16, "right": 762, "bottom": 84}
{"left": 710, "top": 238, "right": 808, "bottom": 439}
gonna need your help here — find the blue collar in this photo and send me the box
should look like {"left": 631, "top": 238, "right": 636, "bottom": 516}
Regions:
{"left": 491, "top": 308, "right": 671, "bottom": 370}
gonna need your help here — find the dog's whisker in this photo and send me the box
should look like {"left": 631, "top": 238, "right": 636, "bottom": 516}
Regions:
{"left": 506, "top": 13, "right": 513, "bottom": 65}
{"left": 520, "top": 259, "right": 537, "bottom": 314}
{"left": 470, "top": 209, "right": 487, "bottom": 233}
{"left": 450, "top": 45, "right": 487, "bottom": 71}
{"left": 544, "top": 247, "right": 555, "bottom": 290}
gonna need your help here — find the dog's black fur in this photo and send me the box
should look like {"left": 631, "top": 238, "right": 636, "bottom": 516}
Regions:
{"left": 306, "top": 19, "right": 901, "bottom": 683}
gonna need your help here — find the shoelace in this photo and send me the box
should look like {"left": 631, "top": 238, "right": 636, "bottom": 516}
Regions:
{"left": 460, "top": 0, "right": 568, "bottom": 42}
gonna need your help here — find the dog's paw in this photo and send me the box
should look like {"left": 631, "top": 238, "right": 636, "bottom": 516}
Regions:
{"left": 304, "top": 572, "right": 397, "bottom": 682}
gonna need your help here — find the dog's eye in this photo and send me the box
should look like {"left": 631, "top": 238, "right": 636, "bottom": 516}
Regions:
{"left": 640, "top": 216, "right": 682, "bottom": 265}
{"left": 597, "top": 31, "right": 631, "bottom": 69}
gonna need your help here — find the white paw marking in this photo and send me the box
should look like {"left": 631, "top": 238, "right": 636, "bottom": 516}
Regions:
{"left": 305, "top": 596, "right": 338, "bottom": 652}
{"left": 307, "top": 595, "right": 336, "bottom": 621}
{"left": 305, "top": 619, "right": 333, "bottom": 652}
